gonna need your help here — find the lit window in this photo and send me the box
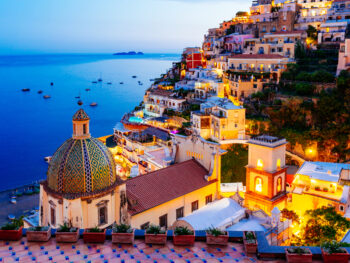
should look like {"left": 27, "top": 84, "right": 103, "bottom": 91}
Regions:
{"left": 257, "top": 159, "right": 264, "bottom": 169}
{"left": 255, "top": 177, "right": 263, "bottom": 193}
{"left": 277, "top": 177, "right": 282, "bottom": 192}
{"left": 277, "top": 159, "right": 281, "bottom": 169}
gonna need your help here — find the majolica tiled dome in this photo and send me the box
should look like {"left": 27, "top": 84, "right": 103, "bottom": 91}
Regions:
{"left": 46, "top": 110, "right": 117, "bottom": 194}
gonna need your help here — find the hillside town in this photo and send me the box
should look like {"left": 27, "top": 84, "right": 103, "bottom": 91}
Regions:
{"left": 1, "top": 0, "right": 350, "bottom": 262}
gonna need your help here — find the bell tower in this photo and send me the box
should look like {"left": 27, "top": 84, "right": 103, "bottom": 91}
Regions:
{"left": 72, "top": 109, "right": 91, "bottom": 139}
{"left": 245, "top": 135, "right": 287, "bottom": 214}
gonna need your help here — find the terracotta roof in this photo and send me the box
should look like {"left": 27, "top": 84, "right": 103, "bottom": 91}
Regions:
{"left": 149, "top": 89, "right": 174, "bottom": 97}
{"left": 230, "top": 54, "right": 284, "bottom": 59}
{"left": 126, "top": 159, "right": 216, "bottom": 215}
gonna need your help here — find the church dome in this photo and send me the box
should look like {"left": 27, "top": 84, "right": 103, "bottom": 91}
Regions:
{"left": 46, "top": 109, "right": 117, "bottom": 195}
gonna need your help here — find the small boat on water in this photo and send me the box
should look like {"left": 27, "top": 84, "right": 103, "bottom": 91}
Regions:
{"left": 43, "top": 95, "right": 51, "bottom": 99}
{"left": 38, "top": 90, "right": 43, "bottom": 94}
{"left": 92, "top": 81, "right": 98, "bottom": 84}
{"left": 90, "top": 102, "right": 98, "bottom": 107}
{"left": 85, "top": 88, "right": 90, "bottom": 91}
{"left": 132, "top": 75, "right": 137, "bottom": 78}
{"left": 10, "top": 198, "right": 16, "bottom": 204}
{"left": 120, "top": 82, "right": 124, "bottom": 84}
{"left": 75, "top": 96, "right": 80, "bottom": 99}
{"left": 8, "top": 214, "right": 15, "bottom": 220}
{"left": 50, "top": 82, "right": 54, "bottom": 86}
{"left": 44, "top": 156, "right": 52, "bottom": 163}
{"left": 22, "top": 88, "right": 30, "bottom": 92}
{"left": 78, "top": 100, "right": 83, "bottom": 106}
{"left": 107, "top": 82, "right": 112, "bottom": 85}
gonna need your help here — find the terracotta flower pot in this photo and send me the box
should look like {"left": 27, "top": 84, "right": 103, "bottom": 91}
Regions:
{"left": 27, "top": 227, "right": 51, "bottom": 242}
{"left": 112, "top": 230, "right": 134, "bottom": 244}
{"left": 0, "top": 226, "right": 23, "bottom": 241}
{"left": 83, "top": 229, "right": 106, "bottom": 243}
{"left": 285, "top": 248, "right": 312, "bottom": 263}
{"left": 243, "top": 231, "right": 257, "bottom": 254}
{"left": 55, "top": 229, "right": 80, "bottom": 243}
{"left": 145, "top": 233, "right": 167, "bottom": 245}
{"left": 322, "top": 248, "right": 350, "bottom": 263}
{"left": 206, "top": 233, "right": 229, "bottom": 246}
{"left": 173, "top": 234, "right": 195, "bottom": 246}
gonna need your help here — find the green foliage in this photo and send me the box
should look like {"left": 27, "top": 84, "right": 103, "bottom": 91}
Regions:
{"left": 206, "top": 227, "right": 226, "bottom": 237}
{"left": 87, "top": 226, "right": 103, "bottom": 233}
{"left": 296, "top": 207, "right": 350, "bottom": 246}
{"left": 28, "top": 226, "right": 50, "bottom": 232}
{"left": 57, "top": 222, "right": 78, "bottom": 232}
{"left": 174, "top": 226, "right": 194, "bottom": 236}
{"left": 244, "top": 231, "right": 256, "bottom": 244}
{"left": 146, "top": 225, "right": 166, "bottom": 235}
{"left": 221, "top": 144, "right": 248, "bottom": 184}
{"left": 112, "top": 223, "right": 132, "bottom": 233}
{"left": 307, "top": 25, "right": 318, "bottom": 41}
{"left": 295, "top": 82, "right": 315, "bottom": 96}
{"left": 281, "top": 209, "right": 300, "bottom": 224}
{"left": 1, "top": 217, "right": 24, "bottom": 230}
{"left": 322, "top": 240, "right": 347, "bottom": 254}
{"left": 287, "top": 247, "right": 310, "bottom": 254}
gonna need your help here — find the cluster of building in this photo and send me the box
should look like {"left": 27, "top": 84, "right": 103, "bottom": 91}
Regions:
{"left": 21, "top": 0, "right": 350, "bottom": 249}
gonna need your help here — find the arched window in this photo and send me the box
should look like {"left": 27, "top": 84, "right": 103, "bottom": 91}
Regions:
{"left": 255, "top": 177, "right": 263, "bottom": 193}
{"left": 277, "top": 177, "right": 282, "bottom": 193}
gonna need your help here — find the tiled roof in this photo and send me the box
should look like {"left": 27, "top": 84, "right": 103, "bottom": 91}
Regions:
{"left": 126, "top": 159, "right": 215, "bottom": 215}
{"left": 72, "top": 109, "right": 90, "bottom": 121}
{"left": 230, "top": 54, "right": 284, "bottom": 59}
{"left": 268, "top": 30, "right": 304, "bottom": 35}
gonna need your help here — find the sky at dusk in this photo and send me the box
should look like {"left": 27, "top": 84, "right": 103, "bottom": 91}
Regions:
{"left": 0, "top": 0, "right": 250, "bottom": 54}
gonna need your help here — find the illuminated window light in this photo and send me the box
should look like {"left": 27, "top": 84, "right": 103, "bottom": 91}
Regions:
{"left": 257, "top": 159, "right": 264, "bottom": 169}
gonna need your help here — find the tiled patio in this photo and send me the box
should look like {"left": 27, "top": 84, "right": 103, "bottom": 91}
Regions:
{"left": 0, "top": 238, "right": 279, "bottom": 263}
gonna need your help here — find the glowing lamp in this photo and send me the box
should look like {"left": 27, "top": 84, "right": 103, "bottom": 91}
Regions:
{"left": 257, "top": 159, "right": 264, "bottom": 169}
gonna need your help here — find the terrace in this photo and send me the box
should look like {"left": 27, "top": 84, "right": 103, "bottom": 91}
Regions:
{"left": 2, "top": 229, "right": 347, "bottom": 262}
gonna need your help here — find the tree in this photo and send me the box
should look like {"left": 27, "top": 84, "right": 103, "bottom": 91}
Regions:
{"left": 294, "top": 207, "right": 350, "bottom": 246}
{"left": 221, "top": 144, "right": 248, "bottom": 184}
{"left": 306, "top": 25, "right": 318, "bottom": 42}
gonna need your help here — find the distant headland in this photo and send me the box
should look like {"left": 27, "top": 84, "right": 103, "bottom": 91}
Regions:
{"left": 113, "top": 51, "right": 144, "bottom": 56}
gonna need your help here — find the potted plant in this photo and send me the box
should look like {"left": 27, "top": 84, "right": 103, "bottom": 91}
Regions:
{"left": 206, "top": 227, "right": 229, "bottom": 246}
{"left": 55, "top": 222, "right": 79, "bottom": 243}
{"left": 243, "top": 231, "right": 257, "bottom": 254}
{"left": 83, "top": 226, "right": 106, "bottom": 243}
{"left": 173, "top": 226, "right": 195, "bottom": 246}
{"left": 322, "top": 240, "right": 350, "bottom": 263}
{"left": 0, "top": 217, "right": 23, "bottom": 241}
{"left": 26, "top": 226, "right": 51, "bottom": 242}
{"left": 145, "top": 225, "right": 167, "bottom": 245}
{"left": 285, "top": 247, "right": 312, "bottom": 263}
{"left": 112, "top": 223, "right": 134, "bottom": 244}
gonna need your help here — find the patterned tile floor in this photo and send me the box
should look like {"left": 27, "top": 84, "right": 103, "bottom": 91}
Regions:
{"left": 0, "top": 238, "right": 281, "bottom": 263}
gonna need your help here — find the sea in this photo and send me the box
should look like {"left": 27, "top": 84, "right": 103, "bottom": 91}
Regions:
{"left": 0, "top": 53, "right": 179, "bottom": 191}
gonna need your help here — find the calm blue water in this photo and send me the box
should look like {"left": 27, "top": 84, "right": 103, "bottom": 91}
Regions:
{"left": 0, "top": 54, "right": 179, "bottom": 191}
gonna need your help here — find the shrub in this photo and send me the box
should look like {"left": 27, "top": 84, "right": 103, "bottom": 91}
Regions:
{"left": 287, "top": 247, "right": 311, "bottom": 254}
{"left": 296, "top": 71, "right": 311, "bottom": 82}
{"left": 28, "top": 226, "right": 50, "bottom": 232}
{"left": 146, "top": 225, "right": 166, "bottom": 235}
{"left": 206, "top": 227, "right": 226, "bottom": 237}
{"left": 323, "top": 187, "right": 329, "bottom": 192}
{"left": 113, "top": 224, "right": 132, "bottom": 233}
{"left": 311, "top": 70, "right": 335, "bottom": 83}
{"left": 57, "top": 222, "right": 78, "bottom": 233}
{"left": 1, "top": 217, "right": 23, "bottom": 230}
{"left": 315, "top": 186, "right": 321, "bottom": 191}
{"left": 87, "top": 226, "right": 103, "bottom": 233}
{"left": 295, "top": 82, "right": 315, "bottom": 96}
{"left": 322, "top": 240, "right": 347, "bottom": 254}
{"left": 174, "top": 226, "right": 194, "bottom": 236}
